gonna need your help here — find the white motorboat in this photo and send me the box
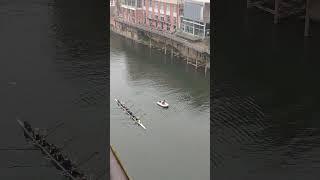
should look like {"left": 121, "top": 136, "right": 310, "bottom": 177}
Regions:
{"left": 157, "top": 100, "right": 169, "bottom": 108}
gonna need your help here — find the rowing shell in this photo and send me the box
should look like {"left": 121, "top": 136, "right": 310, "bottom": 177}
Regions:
{"left": 17, "top": 120, "right": 78, "bottom": 180}
{"left": 115, "top": 99, "right": 146, "bottom": 130}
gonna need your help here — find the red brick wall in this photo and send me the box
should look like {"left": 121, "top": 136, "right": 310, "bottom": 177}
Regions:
{"left": 170, "top": 3, "right": 173, "bottom": 32}
{"left": 164, "top": 2, "right": 167, "bottom": 31}
{"left": 136, "top": 9, "right": 144, "bottom": 24}
{"left": 146, "top": 0, "right": 149, "bottom": 25}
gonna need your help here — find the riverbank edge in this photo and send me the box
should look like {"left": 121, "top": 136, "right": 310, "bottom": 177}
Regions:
{"left": 110, "top": 145, "right": 131, "bottom": 180}
{"left": 110, "top": 26, "right": 210, "bottom": 72}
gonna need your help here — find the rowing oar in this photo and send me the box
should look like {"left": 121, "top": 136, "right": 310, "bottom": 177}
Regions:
{"left": 44, "top": 122, "right": 65, "bottom": 138}
{"left": 3, "top": 164, "right": 51, "bottom": 169}
{"left": 59, "top": 136, "right": 77, "bottom": 149}
{"left": 0, "top": 147, "right": 38, "bottom": 151}
{"left": 77, "top": 152, "right": 99, "bottom": 167}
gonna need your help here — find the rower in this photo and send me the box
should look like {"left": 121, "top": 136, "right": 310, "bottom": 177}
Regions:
{"left": 40, "top": 137, "right": 47, "bottom": 146}
{"left": 62, "top": 158, "right": 72, "bottom": 170}
{"left": 35, "top": 133, "right": 40, "bottom": 141}
{"left": 24, "top": 121, "right": 32, "bottom": 132}
{"left": 70, "top": 167, "right": 81, "bottom": 177}
{"left": 134, "top": 116, "right": 140, "bottom": 123}
{"left": 50, "top": 145, "right": 57, "bottom": 154}
{"left": 56, "top": 152, "right": 64, "bottom": 162}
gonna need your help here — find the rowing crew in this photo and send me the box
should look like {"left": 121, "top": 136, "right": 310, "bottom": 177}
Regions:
{"left": 116, "top": 100, "right": 141, "bottom": 124}
{"left": 23, "top": 121, "right": 87, "bottom": 180}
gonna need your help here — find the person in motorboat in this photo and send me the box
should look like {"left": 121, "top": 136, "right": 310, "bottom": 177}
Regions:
{"left": 162, "top": 100, "right": 166, "bottom": 104}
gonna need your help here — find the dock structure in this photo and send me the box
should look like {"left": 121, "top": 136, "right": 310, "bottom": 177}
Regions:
{"left": 304, "top": 0, "right": 320, "bottom": 36}
{"left": 112, "top": 17, "right": 210, "bottom": 70}
{"left": 247, "top": 0, "right": 320, "bottom": 37}
{"left": 247, "top": 0, "right": 305, "bottom": 24}
{"left": 110, "top": 145, "right": 130, "bottom": 180}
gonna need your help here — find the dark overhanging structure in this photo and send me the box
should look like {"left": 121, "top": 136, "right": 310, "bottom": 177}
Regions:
{"left": 247, "top": 0, "right": 320, "bottom": 37}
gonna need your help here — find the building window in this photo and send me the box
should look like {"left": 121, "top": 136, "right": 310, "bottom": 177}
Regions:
{"left": 173, "top": 4, "right": 176, "bottom": 12}
{"left": 143, "top": 0, "right": 145, "bottom": 6}
{"left": 149, "top": 0, "right": 152, "bottom": 7}
{"left": 155, "top": 1, "right": 158, "bottom": 9}
{"left": 137, "top": 0, "right": 142, "bottom": 7}
{"left": 160, "top": 2, "right": 164, "bottom": 10}
{"left": 166, "top": 15, "right": 170, "bottom": 23}
{"left": 166, "top": 4, "right": 170, "bottom": 12}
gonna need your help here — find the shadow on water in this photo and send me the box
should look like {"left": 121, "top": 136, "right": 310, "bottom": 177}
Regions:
{"left": 0, "top": 0, "right": 107, "bottom": 179}
{"left": 214, "top": 7, "right": 320, "bottom": 180}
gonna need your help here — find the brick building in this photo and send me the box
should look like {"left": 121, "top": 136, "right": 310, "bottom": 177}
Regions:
{"left": 120, "top": 0, "right": 144, "bottom": 24}
{"left": 142, "top": 0, "right": 183, "bottom": 33}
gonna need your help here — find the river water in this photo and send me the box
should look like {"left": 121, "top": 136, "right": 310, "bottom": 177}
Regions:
{"left": 110, "top": 33, "right": 210, "bottom": 180}
{"left": 0, "top": 1, "right": 107, "bottom": 179}
{"left": 214, "top": 7, "right": 320, "bottom": 180}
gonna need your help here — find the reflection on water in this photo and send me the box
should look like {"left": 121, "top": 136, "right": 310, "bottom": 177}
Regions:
{"left": 214, "top": 8, "right": 320, "bottom": 180}
{"left": 0, "top": 0, "right": 107, "bottom": 179}
{"left": 111, "top": 33, "right": 210, "bottom": 180}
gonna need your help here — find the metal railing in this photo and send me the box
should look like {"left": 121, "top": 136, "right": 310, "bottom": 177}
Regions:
{"left": 114, "top": 17, "right": 210, "bottom": 54}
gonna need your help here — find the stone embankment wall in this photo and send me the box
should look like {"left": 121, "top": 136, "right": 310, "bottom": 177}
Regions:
{"left": 111, "top": 22, "right": 210, "bottom": 71}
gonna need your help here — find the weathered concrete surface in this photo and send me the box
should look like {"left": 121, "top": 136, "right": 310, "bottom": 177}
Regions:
{"left": 110, "top": 146, "right": 130, "bottom": 180}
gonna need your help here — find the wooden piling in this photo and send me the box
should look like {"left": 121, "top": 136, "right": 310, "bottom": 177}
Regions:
{"left": 274, "top": 0, "right": 279, "bottom": 24}
{"left": 164, "top": 43, "right": 167, "bottom": 54}
{"left": 304, "top": 0, "right": 310, "bottom": 37}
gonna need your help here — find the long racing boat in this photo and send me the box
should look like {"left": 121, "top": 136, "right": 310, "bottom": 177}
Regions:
{"left": 114, "top": 99, "right": 146, "bottom": 130}
{"left": 17, "top": 120, "right": 83, "bottom": 180}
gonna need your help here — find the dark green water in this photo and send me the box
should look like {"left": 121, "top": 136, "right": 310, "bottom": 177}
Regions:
{"left": 214, "top": 6, "right": 320, "bottom": 180}
{"left": 110, "top": 33, "right": 210, "bottom": 180}
{"left": 0, "top": 1, "right": 107, "bottom": 179}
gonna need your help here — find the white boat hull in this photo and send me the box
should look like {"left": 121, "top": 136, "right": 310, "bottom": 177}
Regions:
{"left": 157, "top": 101, "right": 169, "bottom": 108}
{"left": 115, "top": 99, "right": 146, "bottom": 130}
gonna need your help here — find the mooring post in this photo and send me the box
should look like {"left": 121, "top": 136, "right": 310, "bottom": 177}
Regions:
{"left": 164, "top": 42, "right": 167, "bottom": 54}
{"left": 274, "top": 0, "right": 279, "bottom": 24}
{"left": 149, "top": 38, "right": 151, "bottom": 48}
{"left": 304, "top": 0, "right": 310, "bottom": 37}
{"left": 195, "top": 59, "right": 198, "bottom": 69}
{"left": 205, "top": 63, "right": 207, "bottom": 76}
{"left": 171, "top": 48, "right": 173, "bottom": 58}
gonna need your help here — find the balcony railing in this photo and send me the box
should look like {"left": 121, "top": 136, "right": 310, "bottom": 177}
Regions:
{"left": 114, "top": 17, "right": 210, "bottom": 54}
